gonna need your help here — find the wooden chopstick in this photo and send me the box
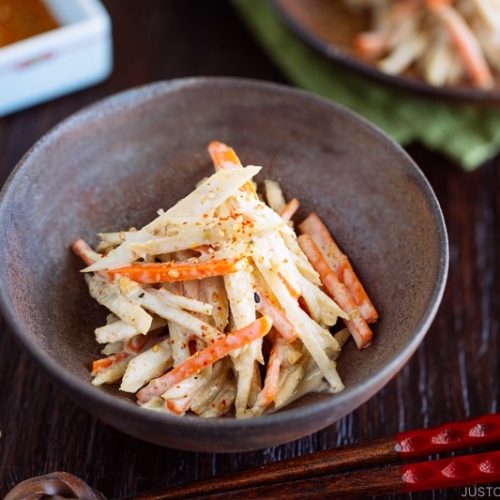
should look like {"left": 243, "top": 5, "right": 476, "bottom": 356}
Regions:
{"left": 6, "top": 414, "right": 500, "bottom": 499}
{"left": 167, "top": 448, "right": 500, "bottom": 499}
{"left": 121, "top": 436, "right": 398, "bottom": 500}
{"left": 120, "top": 413, "right": 500, "bottom": 499}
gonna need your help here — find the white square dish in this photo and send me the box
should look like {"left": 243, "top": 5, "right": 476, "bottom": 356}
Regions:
{"left": 0, "top": 0, "right": 112, "bottom": 117}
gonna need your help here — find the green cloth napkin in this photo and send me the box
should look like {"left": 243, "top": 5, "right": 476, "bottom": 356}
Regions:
{"left": 231, "top": 0, "right": 500, "bottom": 170}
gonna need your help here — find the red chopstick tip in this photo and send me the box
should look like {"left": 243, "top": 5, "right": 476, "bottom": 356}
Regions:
{"left": 440, "top": 459, "right": 475, "bottom": 479}
{"left": 402, "top": 464, "right": 436, "bottom": 484}
{"left": 478, "top": 456, "right": 500, "bottom": 474}
{"left": 432, "top": 428, "right": 466, "bottom": 444}
{"left": 398, "top": 435, "right": 430, "bottom": 455}
{"left": 469, "top": 422, "right": 500, "bottom": 437}
{"left": 397, "top": 414, "right": 500, "bottom": 459}
{"left": 402, "top": 450, "right": 500, "bottom": 493}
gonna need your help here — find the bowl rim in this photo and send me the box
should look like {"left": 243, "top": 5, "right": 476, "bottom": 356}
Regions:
{"left": 0, "top": 76, "right": 449, "bottom": 443}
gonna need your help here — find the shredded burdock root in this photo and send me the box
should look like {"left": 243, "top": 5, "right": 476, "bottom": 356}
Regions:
{"left": 72, "top": 141, "right": 378, "bottom": 418}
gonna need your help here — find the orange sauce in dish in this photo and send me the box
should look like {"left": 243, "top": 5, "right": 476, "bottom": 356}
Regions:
{"left": 0, "top": 0, "right": 59, "bottom": 48}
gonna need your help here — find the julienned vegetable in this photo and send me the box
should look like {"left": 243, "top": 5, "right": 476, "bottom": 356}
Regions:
{"left": 73, "top": 141, "right": 378, "bottom": 418}
{"left": 343, "top": 0, "right": 500, "bottom": 89}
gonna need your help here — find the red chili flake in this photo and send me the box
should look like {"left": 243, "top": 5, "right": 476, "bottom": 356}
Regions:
{"left": 188, "top": 339, "right": 197, "bottom": 356}
{"left": 298, "top": 296, "right": 310, "bottom": 315}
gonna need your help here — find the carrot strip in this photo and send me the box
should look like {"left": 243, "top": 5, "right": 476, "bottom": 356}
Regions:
{"left": 137, "top": 316, "right": 273, "bottom": 403}
{"left": 354, "top": 31, "right": 391, "bottom": 59}
{"left": 91, "top": 330, "right": 160, "bottom": 376}
{"left": 107, "top": 257, "right": 246, "bottom": 284}
{"left": 73, "top": 238, "right": 98, "bottom": 266}
{"left": 425, "top": 0, "right": 452, "bottom": 9}
{"left": 279, "top": 197, "right": 300, "bottom": 222}
{"left": 167, "top": 398, "right": 189, "bottom": 415}
{"left": 255, "top": 337, "right": 284, "bottom": 408}
{"left": 297, "top": 234, "right": 373, "bottom": 349}
{"left": 72, "top": 238, "right": 111, "bottom": 281}
{"left": 208, "top": 141, "right": 257, "bottom": 197}
{"left": 254, "top": 289, "right": 299, "bottom": 342}
{"left": 298, "top": 212, "right": 378, "bottom": 324}
{"left": 390, "top": 0, "right": 424, "bottom": 21}
{"left": 208, "top": 141, "right": 243, "bottom": 170}
{"left": 91, "top": 351, "right": 131, "bottom": 376}
{"left": 426, "top": 1, "right": 493, "bottom": 88}
{"left": 355, "top": 0, "right": 422, "bottom": 58}
{"left": 125, "top": 333, "right": 150, "bottom": 354}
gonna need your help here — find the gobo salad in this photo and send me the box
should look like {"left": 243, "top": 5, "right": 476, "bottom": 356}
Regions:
{"left": 73, "top": 141, "right": 378, "bottom": 418}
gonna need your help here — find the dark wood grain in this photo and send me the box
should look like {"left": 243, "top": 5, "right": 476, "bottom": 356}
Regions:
{"left": 127, "top": 465, "right": 407, "bottom": 500}
{"left": 120, "top": 436, "right": 398, "bottom": 499}
{"left": 1, "top": 1, "right": 499, "bottom": 499}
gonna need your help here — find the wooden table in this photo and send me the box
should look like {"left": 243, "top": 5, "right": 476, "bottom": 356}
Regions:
{"left": 1, "top": 1, "right": 499, "bottom": 498}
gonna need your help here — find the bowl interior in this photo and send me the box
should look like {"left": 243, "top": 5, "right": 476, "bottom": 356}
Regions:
{"left": 0, "top": 78, "right": 448, "bottom": 451}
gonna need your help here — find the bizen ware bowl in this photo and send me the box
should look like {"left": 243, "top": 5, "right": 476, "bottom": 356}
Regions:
{"left": 0, "top": 77, "right": 448, "bottom": 452}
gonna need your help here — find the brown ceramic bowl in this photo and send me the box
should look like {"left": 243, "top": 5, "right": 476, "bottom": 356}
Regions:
{"left": 271, "top": 0, "right": 500, "bottom": 102}
{"left": 0, "top": 77, "right": 448, "bottom": 452}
